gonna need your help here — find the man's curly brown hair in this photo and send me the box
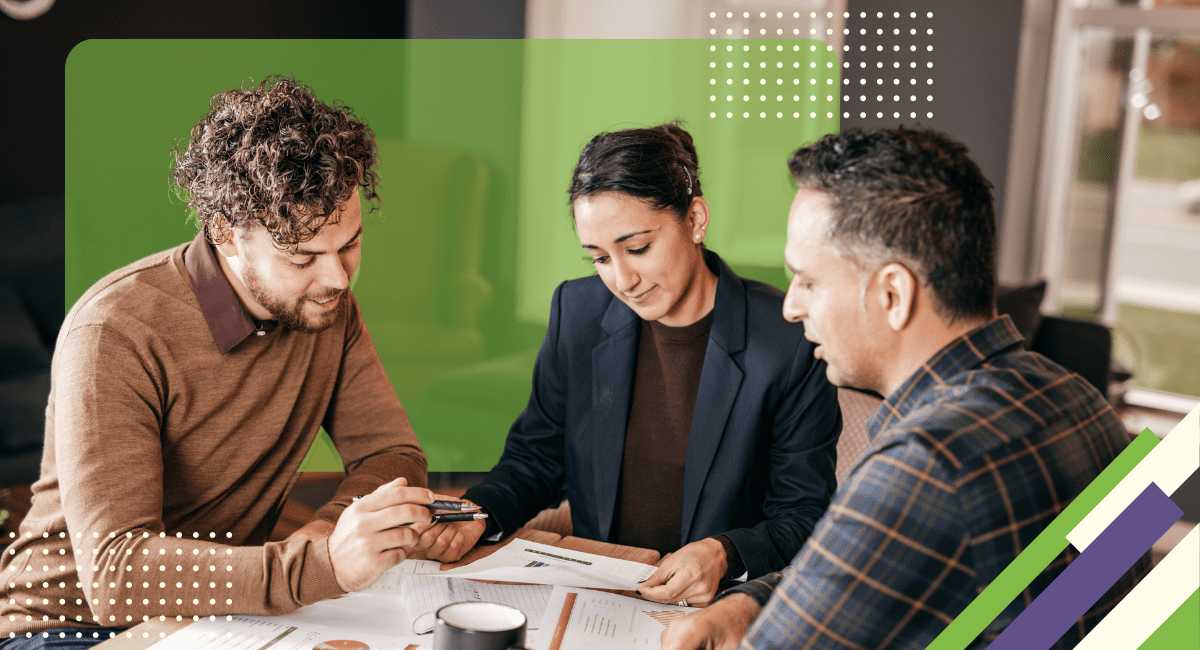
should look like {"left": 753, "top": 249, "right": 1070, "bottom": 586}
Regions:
{"left": 172, "top": 75, "right": 380, "bottom": 251}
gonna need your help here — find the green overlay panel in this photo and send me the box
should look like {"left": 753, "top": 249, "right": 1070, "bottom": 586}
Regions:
{"left": 65, "top": 39, "right": 838, "bottom": 472}
{"left": 296, "top": 430, "right": 344, "bottom": 474}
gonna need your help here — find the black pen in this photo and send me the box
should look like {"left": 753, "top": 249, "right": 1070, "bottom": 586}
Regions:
{"left": 427, "top": 500, "right": 482, "bottom": 511}
{"left": 349, "top": 496, "right": 488, "bottom": 526}
{"left": 393, "top": 515, "right": 487, "bottom": 530}
{"left": 352, "top": 496, "right": 482, "bottom": 512}
{"left": 393, "top": 513, "right": 489, "bottom": 527}
{"left": 428, "top": 512, "right": 488, "bottom": 524}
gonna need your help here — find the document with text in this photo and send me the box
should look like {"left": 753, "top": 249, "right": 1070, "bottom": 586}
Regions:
{"left": 441, "top": 540, "right": 657, "bottom": 589}
{"left": 361, "top": 559, "right": 441, "bottom": 593}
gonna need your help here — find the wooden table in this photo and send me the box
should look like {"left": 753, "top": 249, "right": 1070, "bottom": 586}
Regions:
{"left": 94, "top": 528, "right": 660, "bottom": 649}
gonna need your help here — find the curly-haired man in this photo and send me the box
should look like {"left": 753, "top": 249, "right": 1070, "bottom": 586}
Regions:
{"left": 0, "top": 77, "right": 440, "bottom": 649}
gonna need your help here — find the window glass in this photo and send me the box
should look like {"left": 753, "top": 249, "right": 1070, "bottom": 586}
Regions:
{"left": 1112, "top": 33, "right": 1200, "bottom": 398}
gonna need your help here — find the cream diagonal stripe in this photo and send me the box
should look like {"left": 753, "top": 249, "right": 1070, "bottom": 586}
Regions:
{"left": 1067, "top": 404, "right": 1199, "bottom": 551}
{"left": 1072, "top": 523, "right": 1199, "bottom": 650}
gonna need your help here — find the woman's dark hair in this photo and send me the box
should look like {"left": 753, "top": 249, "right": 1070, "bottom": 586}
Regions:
{"left": 788, "top": 127, "right": 996, "bottom": 322}
{"left": 172, "top": 75, "right": 380, "bottom": 252}
{"left": 568, "top": 121, "right": 700, "bottom": 221}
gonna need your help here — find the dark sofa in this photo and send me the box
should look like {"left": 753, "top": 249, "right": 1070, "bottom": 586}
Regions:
{"left": 1, "top": 197, "right": 64, "bottom": 534}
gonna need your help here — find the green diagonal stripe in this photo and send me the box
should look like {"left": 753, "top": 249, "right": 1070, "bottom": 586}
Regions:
{"left": 926, "top": 429, "right": 1160, "bottom": 650}
{"left": 1137, "top": 588, "right": 1199, "bottom": 650}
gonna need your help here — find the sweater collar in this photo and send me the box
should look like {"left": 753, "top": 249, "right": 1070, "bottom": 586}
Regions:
{"left": 183, "top": 229, "right": 277, "bottom": 355}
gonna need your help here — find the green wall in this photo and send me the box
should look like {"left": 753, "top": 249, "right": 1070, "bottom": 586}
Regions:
{"left": 517, "top": 39, "right": 840, "bottom": 321}
{"left": 65, "top": 39, "right": 839, "bottom": 471}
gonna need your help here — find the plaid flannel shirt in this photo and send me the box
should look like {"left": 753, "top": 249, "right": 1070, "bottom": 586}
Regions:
{"left": 721, "top": 315, "right": 1149, "bottom": 650}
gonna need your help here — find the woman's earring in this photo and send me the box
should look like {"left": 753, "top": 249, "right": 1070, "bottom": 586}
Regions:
{"left": 695, "top": 234, "right": 702, "bottom": 240}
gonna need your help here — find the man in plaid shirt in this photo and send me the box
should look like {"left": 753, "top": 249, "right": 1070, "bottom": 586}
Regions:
{"left": 661, "top": 128, "right": 1147, "bottom": 649}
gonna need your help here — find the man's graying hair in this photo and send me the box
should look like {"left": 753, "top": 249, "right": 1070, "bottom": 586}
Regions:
{"left": 788, "top": 128, "right": 997, "bottom": 321}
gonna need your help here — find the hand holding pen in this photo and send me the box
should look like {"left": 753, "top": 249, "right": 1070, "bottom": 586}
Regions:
{"left": 352, "top": 495, "right": 489, "bottom": 525}
{"left": 346, "top": 483, "right": 490, "bottom": 563}
{"left": 327, "top": 477, "right": 437, "bottom": 592}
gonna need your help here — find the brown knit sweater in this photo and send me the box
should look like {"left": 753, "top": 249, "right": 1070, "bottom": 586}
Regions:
{"left": 0, "top": 232, "right": 427, "bottom": 638}
{"left": 613, "top": 312, "right": 712, "bottom": 555}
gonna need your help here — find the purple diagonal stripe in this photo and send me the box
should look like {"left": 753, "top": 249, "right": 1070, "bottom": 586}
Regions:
{"left": 988, "top": 482, "right": 1182, "bottom": 650}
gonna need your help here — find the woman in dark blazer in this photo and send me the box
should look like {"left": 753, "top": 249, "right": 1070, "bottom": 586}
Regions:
{"left": 433, "top": 123, "right": 840, "bottom": 606}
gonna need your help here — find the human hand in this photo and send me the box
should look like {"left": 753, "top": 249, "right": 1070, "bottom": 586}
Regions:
{"left": 637, "top": 537, "right": 727, "bottom": 606}
{"left": 285, "top": 518, "right": 335, "bottom": 544}
{"left": 419, "top": 499, "right": 486, "bottom": 562}
{"left": 327, "top": 477, "right": 436, "bottom": 592}
{"left": 417, "top": 520, "right": 484, "bottom": 562}
{"left": 659, "top": 593, "right": 760, "bottom": 650}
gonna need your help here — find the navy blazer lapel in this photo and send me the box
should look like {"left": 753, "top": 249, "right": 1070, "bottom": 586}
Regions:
{"left": 681, "top": 253, "right": 747, "bottom": 543}
{"left": 591, "top": 297, "right": 639, "bottom": 541}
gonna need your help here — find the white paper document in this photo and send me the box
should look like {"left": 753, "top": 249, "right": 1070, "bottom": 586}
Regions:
{"left": 441, "top": 540, "right": 657, "bottom": 589}
{"left": 399, "top": 574, "right": 553, "bottom": 634}
{"left": 260, "top": 591, "right": 411, "bottom": 638}
{"left": 361, "top": 559, "right": 441, "bottom": 593}
{"left": 179, "top": 562, "right": 433, "bottom": 643}
{"left": 147, "top": 614, "right": 430, "bottom": 650}
{"left": 530, "top": 586, "right": 700, "bottom": 650}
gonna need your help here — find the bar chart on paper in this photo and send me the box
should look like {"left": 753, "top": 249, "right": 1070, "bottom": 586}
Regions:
{"left": 533, "top": 587, "right": 699, "bottom": 650}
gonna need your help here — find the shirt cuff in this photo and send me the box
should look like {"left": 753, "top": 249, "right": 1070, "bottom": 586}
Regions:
{"left": 711, "top": 535, "right": 747, "bottom": 583}
{"left": 462, "top": 486, "right": 522, "bottom": 543}
{"left": 712, "top": 570, "right": 784, "bottom": 608}
{"left": 476, "top": 502, "right": 505, "bottom": 543}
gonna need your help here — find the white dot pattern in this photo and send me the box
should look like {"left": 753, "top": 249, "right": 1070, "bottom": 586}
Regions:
{"left": 706, "top": 10, "right": 937, "bottom": 121}
{"left": 705, "top": 39, "right": 838, "bottom": 118}
{"left": 0, "top": 530, "right": 248, "bottom": 634}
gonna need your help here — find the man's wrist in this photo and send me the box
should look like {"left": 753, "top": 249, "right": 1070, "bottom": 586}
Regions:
{"left": 718, "top": 592, "right": 761, "bottom": 628}
{"left": 286, "top": 519, "right": 336, "bottom": 544}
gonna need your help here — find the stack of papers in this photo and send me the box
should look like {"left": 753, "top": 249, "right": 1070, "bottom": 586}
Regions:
{"left": 148, "top": 543, "right": 690, "bottom": 650}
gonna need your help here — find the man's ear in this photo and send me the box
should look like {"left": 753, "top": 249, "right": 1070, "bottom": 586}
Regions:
{"left": 877, "top": 262, "right": 917, "bottom": 332}
{"left": 210, "top": 217, "right": 239, "bottom": 259}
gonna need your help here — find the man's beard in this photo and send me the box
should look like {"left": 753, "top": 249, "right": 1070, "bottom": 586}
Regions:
{"left": 241, "top": 263, "right": 344, "bottom": 333}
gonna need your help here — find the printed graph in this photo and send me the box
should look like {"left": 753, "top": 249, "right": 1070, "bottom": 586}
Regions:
{"left": 642, "top": 610, "right": 690, "bottom": 627}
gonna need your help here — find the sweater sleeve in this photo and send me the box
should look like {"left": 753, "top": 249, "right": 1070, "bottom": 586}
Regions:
{"left": 313, "top": 294, "right": 429, "bottom": 524}
{"left": 53, "top": 324, "right": 345, "bottom": 623}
